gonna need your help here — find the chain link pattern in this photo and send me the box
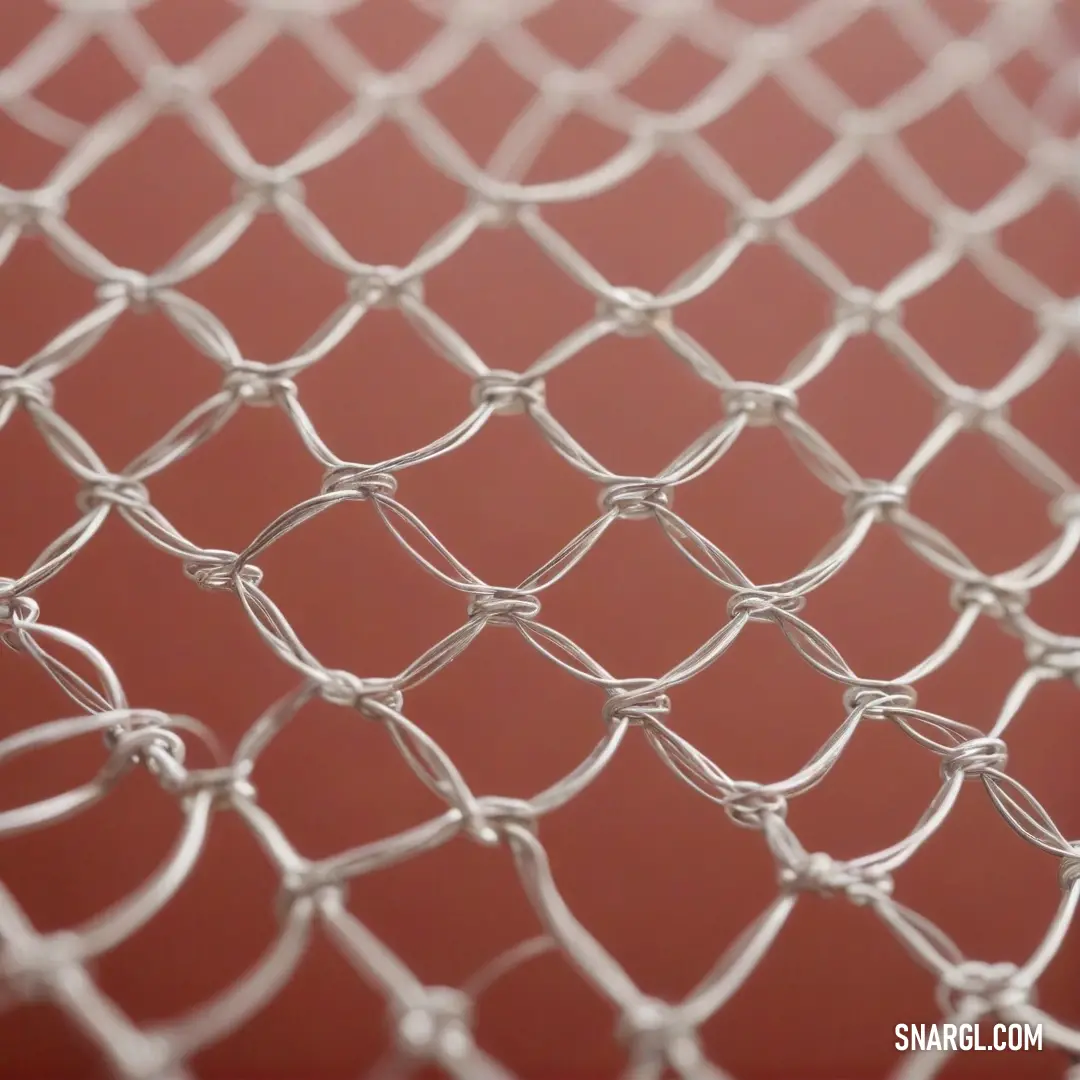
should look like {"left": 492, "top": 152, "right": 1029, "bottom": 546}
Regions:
{"left": 2, "top": 1, "right": 1079, "bottom": 1077}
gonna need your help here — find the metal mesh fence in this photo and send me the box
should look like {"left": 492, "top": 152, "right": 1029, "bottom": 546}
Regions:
{"left": 1, "top": 1, "right": 1079, "bottom": 1078}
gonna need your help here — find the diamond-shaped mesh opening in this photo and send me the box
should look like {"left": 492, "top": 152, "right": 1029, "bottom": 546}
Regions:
{"left": 302, "top": 119, "right": 470, "bottom": 262}
{"left": 404, "top": 627, "right": 606, "bottom": 796}
{"left": 795, "top": 157, "right": 933, "bottom": 287}
{"left": 540, "top": 515, "right": 731, "bottom": 672}
{"left": 903, "top": 256, "right": 1037, "bottom": 386}
{"left": 257, "top": 491, "right": 468, "bottom": 671}
{"left": 402, "top": 415, "right": 599, "bottom": 581}
{"left": 212, "top": 33, "right": 355, "bottom": 161}
{"left": 900, "top": 790, "right": 1066, "bottom": 961}
{"left": 332, "top": 0, "right": 443, "bottom": 69}
{"left": 54, "top": 309, "right": 225, "bottom": 465}
{"left": 0, "top": 238, "right": 97, "bottom": 359}
{"left": 522, "top": 0, "right": 635, "bottom": 67}
{"left": 667, "top": 619, "right": 848, "bottom": 783}
{"left": 812, "top": 8, "right": 928, "bottom": 108}
{"left": 901, "top": 92, "right": 1030, "bottom": 211}
{"left": 47, "top": 515, "right": 294, "bottom": 733}
{"left": 910, "top": 429, "right": 1060, "bottom": 569}
{"left": 346, "top": 837, "right": 544, "bottom": 985}
{"left": 618, "top": 36, "right": 727, "bottom": 113}
{"left": 0, "top": 112, "right": 70, "bottom": 189}
{"left": 250, "top": 697, "right": 448, "bottom": 864}
{"left": 543, "top": 330, "right": 721, "bottom": 475}
{"left": 179, "top": 211, "right": 348, "bottom": 362}
{"left": 63, "top": 114, "right": 234, "bottom": 267}
{"left": 0, "top": 765, "right": 181, "bottom": 931}
{"left": 516, "top": 107, "right": 632, "bottom": 183}
{"left": 136, "top": 0, "right": 240, "bottom": 65}
{"left": 0, "top": 411, "right": 81, "bottom": 572}
{"left": 142, "top": 402, "right": 319, "bottom": 554}
{"left": 698, "top": 76, "right": 838, "bottom": 201}
{"left": 296, "top": 333, "right": 469, "bottom": 467}
{"left": 31, "top": 34, "right": 139, "bottom": 127}
{"left": 706, "top": 902, "right": 928, "bottom": 1078}
{"left": 544, "top": 153, "right": 727, "bottom": 290}
{"left": 93, "top": 810, "right": 284, "bottom": 1015}
{"left": 798, "top": 332, "right": 936, "bottom": 478}
{"left": 1007, "top": 343, "right": 1080, "bottom": 474}
{"left": 422, "top": 222, "right": 595, "bottom": 365}
{"left": 997, "top": 675, "right": 1079, "bottom": 841}
{"left": 423, "top": 44, "right": 538, "bottom": 164}
{"left": 188, "top": 936, "right": 387, "bottom": 1078}
{"left": 676, "top": 424, "right": 842, "bottom": 582}
{"left": 0, "top": 2, "right": 52, "bottom": 66}
{"left": 1024, "top": 542, "right": 1080, "bottom": 636}
{"left": 1, "top": 3, "right": 1079, "bottom": 1080}
{"left": 677, "top": 239, "right": 833, "bottom": 381}
{"left": 474, "top": 950, "right": 617, "bottom": 1076}
{"left": 999, "top": 186, "right": 1080, "bottom": 296}
{"left": 807, "top": 525, "right": 955, "bottom": 672}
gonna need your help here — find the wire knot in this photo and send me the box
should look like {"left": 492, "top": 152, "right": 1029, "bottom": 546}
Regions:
{"left": 843, "top": 480, "right": 908, "bottom": 523}
{"left": 183, "top": 557, "right": 264, "bottom": 592}
{"left": 937, "top": 961, "right": 1026, "bottom": 1014}
{"left": 466, "top": 589, "right": 540, "bottom": 626}
{"left": 597, "top": 287, "right": 670, "bottom": 337}
{"left": 318, "top": 671, "right": 404, "bottom": 717}
{"left": 1059, "top": 851, "right": 1080, "bottom": 891}
{"left": 842, "top": 682, "right": 917, "bottom": 719}
{"left": 600, "top": 479, "right": 672, "bottom": 520}
{"left": 223, "top": 368, "right": 296, "bottom": 407}
{"left": 723, "top": 783, "right": 787, "bottom": 830}
{"left": 470, "top": 194, "right": 519, "bottom": 228}
{"left": 75, "top": 477, "right": 150, "bottom": 514}
{"left": 950, "top": 577, "right": 1028, "bottom": 621}
{"left": 1050, "top": 491, "right": 1080, "bottom": 527}
{"left": 143, "top": 63, "right": 207, "bottom": 107}
{"left": 355, "top": 72, "right": 413, "bottom": 111}
{"left": 1024, "top": 641, "right": 1080, "bottom": 687}
{"left": 0, "top": 931, "right": 83, "bottom": 1003}
{"left": 616, "top": 999, "right": 702, "bottom": 1072}
{"left": 602, "top": 681, "right": 671, "bottom": 727}
{"left": 0, "top": 374, "right": 54, "bottom": 410}
{"left": 395, "top": 986, "right": 474, "bottom": 1063}
{"left": 778, "top": 852, "right": 893, "bottom": 904}
{"left": 347, "top": 265, "right": 423, "bottom": 308}
{"left": 234, "top": 165, "right": 305, "bottom": 211}
{"left": 95, "top": 271, "right": 157, "bottom": 312}
{"left": 835, "top": 287, "right": 897, "bottom": 333}
{"left": 727, "top": 589, "right": 805, "bottom": 621}
{"left": 940, "top": 737, "right": 1008, "bottom": 781}
{"left": 165, "top": 764, "right": 256, "bottom": 808}
{"left": 321, "top": 466, "right": 398, "bottom": 499}
{"left": 0, "top": 187, "right": 68, "bottom": 231}
{"left": 731, "top": 198, "right": 782, "bottom": 242}
{"left": 541, "top": 67, "right": 613, "bottom": 108}
{"left": 0, "top": 587, "right": 39, "bottom": 627}
{"left": 103, "top": 720, "right": 187, "bottom": 782}
{"left": 945, "top": 386, "right": 1007, "bottom": 431}
{"left": 470, "top": 370, "right": 545, "bottom": 416}
{"left": 722, "top": 382, "right": 798, "bottom": 426}
{"left": 463, "top": 795, "right": 538, "bottom": 846}
{"left": 277, "top": 868, "right": 347, "bottom": 921}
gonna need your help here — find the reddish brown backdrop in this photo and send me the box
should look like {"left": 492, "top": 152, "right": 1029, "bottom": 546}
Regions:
{"left": 1, "top": 2, "right": 1078, "bottom": 1078}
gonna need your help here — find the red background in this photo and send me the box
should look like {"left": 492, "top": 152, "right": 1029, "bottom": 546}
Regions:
{"left": 1, "top": 2, "right": 1078, "bottom": 1077}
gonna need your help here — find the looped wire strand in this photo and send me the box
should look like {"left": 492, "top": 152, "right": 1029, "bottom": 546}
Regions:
{"left": 0, "top": 1, "right": 1078, "bottom": 1076}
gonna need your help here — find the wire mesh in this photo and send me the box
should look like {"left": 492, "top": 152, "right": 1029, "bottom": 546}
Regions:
{"left": 1, "top": 1, "right": 1079, "bottom": 1078}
